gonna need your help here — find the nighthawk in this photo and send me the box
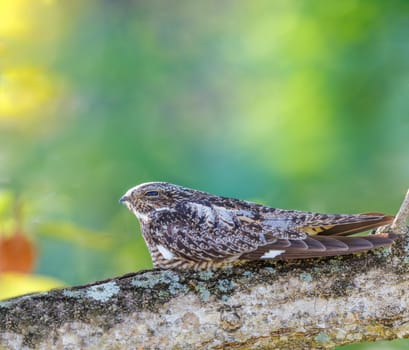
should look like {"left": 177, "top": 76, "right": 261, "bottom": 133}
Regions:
{"left": 120, "top": 182, "right": 398, "bottom": 270}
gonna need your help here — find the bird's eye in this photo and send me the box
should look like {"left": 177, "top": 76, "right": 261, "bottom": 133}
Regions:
{"left": 145, "top": 190, "right": 159, "bottom": 197}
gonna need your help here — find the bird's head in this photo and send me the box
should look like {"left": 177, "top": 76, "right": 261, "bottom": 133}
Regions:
{"left": 119, "top": 182, "right": 195, "bottom": 221}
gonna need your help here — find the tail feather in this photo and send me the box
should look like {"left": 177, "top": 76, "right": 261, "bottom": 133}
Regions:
{"left": 303, "top": 237, "right": 326, "bottom": 251}
{"left": 310, "top": 214, "right": 394, "bottom": 236}
{"left": 240, "top": 233, "right": 399, "bottom": 260}
{"left": 311, "top": 236, "right": 350, "bottom": 251}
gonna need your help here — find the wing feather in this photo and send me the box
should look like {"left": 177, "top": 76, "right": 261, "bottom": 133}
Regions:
{"left": 150, "top": 206, "right": 269, "bottom": 262}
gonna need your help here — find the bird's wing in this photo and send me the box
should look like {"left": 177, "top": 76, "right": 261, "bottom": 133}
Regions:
{"left": 148, "top": 202, "right": 287, "bottom": 262}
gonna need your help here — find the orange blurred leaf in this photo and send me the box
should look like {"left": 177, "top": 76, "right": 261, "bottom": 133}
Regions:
{"left": 0, "top": 231, "right": 36, "bottom": 273}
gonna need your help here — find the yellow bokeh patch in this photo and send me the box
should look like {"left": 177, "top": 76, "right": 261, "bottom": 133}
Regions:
{"left": 0, "top": 272, "right": 64, "bottom": 301}
{"left": 0, "top": 66, "right": 55, "bottom": 119}
{"left": 0, "top": 0, "right": 57, "bottom": 38}
{"left": 0, "top": 0, "right": 30, "bottom": 38}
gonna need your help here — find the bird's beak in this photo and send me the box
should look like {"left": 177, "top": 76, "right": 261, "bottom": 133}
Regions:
{"left": 119, "top": 195, "right": 129, "bottom": 204}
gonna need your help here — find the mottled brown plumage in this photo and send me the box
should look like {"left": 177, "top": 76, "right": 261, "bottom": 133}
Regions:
{"left": 120, "top": 182, "right": 397, "bottom": 270}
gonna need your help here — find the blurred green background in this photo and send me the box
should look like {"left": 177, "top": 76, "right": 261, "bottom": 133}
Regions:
{"left": 0, "top": 1, "right": 408, "bottom": 348}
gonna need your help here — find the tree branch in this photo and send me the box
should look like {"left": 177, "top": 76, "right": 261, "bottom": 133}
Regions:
{"left": 1, "top": 192, "right": 409, "bottom": 350}
{"left": 391, "top": 189, "right": 409, "bottom": 234}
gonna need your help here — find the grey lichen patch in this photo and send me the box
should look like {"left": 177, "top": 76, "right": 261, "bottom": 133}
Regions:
{"left": 130, "top": 270, "right": 188, "bottom": 297}
{"left": 131, "top": 270, "right": 181, "bottom": 289}
{"left": 169, "top": 282, "right": 189, "bottom": 295}
{"left": 221, "top": 295, "right": 230, "bottom": 303}
{"left": 62, "top": 289, "right": 83, "bottom": 299}
{"left": 161, "top": 270, "right": 182, "bottom": 284}
{"left": 217, "top": 279, "right": 236, "bottom": 293}
{"left": 242, "top": 271, "right": 254, "bottom": 278}
{"left": 312, "top": 266, "right": 323, "bottom": 274}
{"left": 315, "top": 331, "right": 330, "bottom": 343}
{"left": 299, "top": 272, "right": 313, "bottom": 283}
{"left": 86, "top": 281, "right": 120, "bottom": 302}
{"left": 263, "top": 266, "right": 276, "bottom": 273}
{"left": 373, "top": 246, "right": 393, "bottom": 258}
{"left": 195, "top": 282, "right": 211, "bottom": 302}
{"left": 197, "top": 270, "right": 214, "bottom": 281}
{"left": 63, "top": 282, "right": 120, "bottom": 302}
{"left": 328, "top": 258, "right": 345, "bottom": 272}
{"left": 131, "top": 271, "right": 165, "bottom": 288}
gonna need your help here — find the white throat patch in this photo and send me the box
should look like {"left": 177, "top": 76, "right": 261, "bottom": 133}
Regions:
{"left": 133, "top": 209, "right": 150, "bottom": 223}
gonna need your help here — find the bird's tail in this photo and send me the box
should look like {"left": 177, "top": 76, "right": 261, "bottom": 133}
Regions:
{"left": 240, "top": 232, "right": 400, "bottom": 260}
{"left": 279, "top": 233, "right": 398, "bottom": 259}
{"left": 305, "top": 212, "right": 395, "bottom": 236}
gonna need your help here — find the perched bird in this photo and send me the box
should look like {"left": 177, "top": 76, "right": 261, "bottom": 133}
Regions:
{"left": 120, "top": 182, "right": 398, "bottom": 270}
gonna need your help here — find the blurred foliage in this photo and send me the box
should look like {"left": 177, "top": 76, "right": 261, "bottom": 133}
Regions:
{"left": 0, "top": 272, "right": 63, "bottom": 300}
{"left": 341, "top": 339, "right": 409, "bottom": 350}
{"left": 0, "top": 1, "right": 409, "bottom": 347}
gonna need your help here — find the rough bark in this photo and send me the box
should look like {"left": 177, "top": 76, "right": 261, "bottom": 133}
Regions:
{"left": 1, "top": 236, "right": 408, "bottom": 350}
{"left": 1, "top": 193, "right": 409, "bottom": 350}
